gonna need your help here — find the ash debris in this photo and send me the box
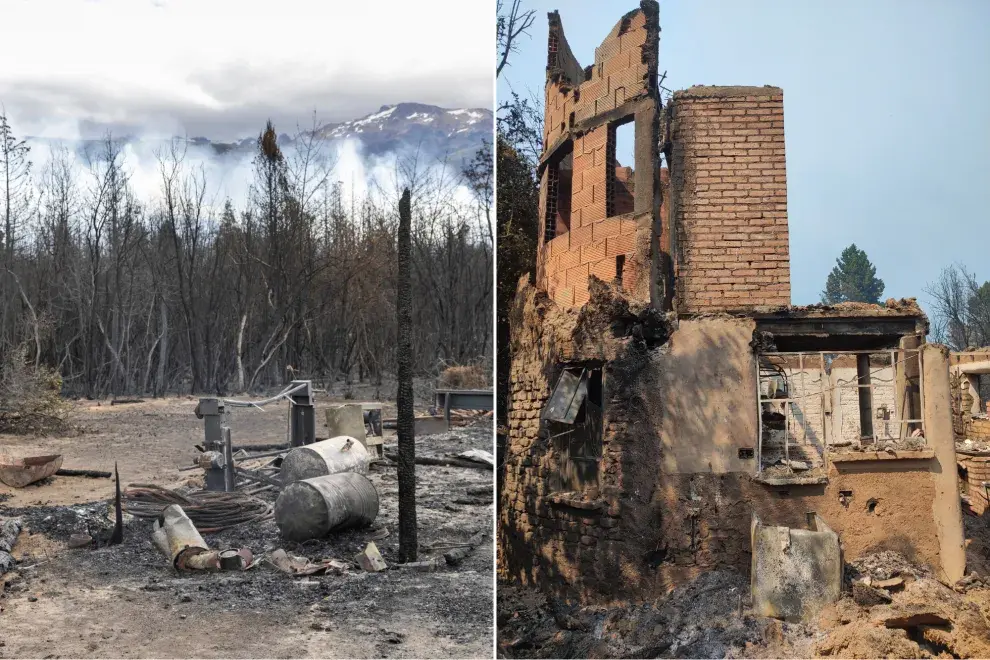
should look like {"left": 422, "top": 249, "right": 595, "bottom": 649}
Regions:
{"left": 499, "top": 550, "right": 990, "bottom": 659}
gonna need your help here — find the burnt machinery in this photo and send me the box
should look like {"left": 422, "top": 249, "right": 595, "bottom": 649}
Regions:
{"left": 194, "top": 380, "right": 315, "bottom": 492}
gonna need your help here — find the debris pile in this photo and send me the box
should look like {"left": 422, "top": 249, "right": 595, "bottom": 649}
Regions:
{"left": 498, "top": 571, "right": 815, "bottom": 659}
{"left": 816, "top": 555, "right": 990, "bottom": 659}
{"left": 0, "top": 518, "right": 23, "bottom": 576}
{"left": 958, "top": 437, "right": 990, "bottom": 454}
{"left": 499, "top": 550, "right": 990, "bottom": 659}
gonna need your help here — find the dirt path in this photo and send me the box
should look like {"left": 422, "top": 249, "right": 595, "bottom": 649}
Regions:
{"left": 0, "top": 394, "right": 494, "bottom": 659}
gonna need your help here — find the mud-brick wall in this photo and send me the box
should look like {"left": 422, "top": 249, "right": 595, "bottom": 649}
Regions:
{"left": 669, "top": 86, "right": 790, "bottom": 313}
{"left": 500, "top": 282, "right": 951, "bottom": 604}
{"left": 499, "top": 282, "right": 669, "bottom": 603}
{"left": 657, "top": 464, "right": 943, "bottom": 579}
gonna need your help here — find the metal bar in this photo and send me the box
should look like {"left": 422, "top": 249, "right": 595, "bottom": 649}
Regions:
{"left": 819, "top": 352, "right": 828, "bottom": 450}
{"left": 223, "top": 382, "right": 308, "bottom": 408}
{"left": 434, "top": 390, "right": 494, "bottom": 411}
{"left": 235, "top": 448, "right": 289, "bottom": 460}
{"left": 234, "top": 467, "right": 283, "bottom": 489}
{"left": 799, "top": 353, "right": 807, "bottom": 446}
{"left": 289, "top": 380, "right": 315, "bottom": 447}
{"left": 919, "top": 349, "right": 926, "bottom": 440}
{"left": 222, "top": 427, "right": 234, "bottom": 491}
{"left": 756, "top": 357, "right": 763, "bottom": 473}
{"left": 759, "top": 349, "right": 922, "bottom": 356}
{"left": 784, "top": 400, "right": 790, "bottom": 465}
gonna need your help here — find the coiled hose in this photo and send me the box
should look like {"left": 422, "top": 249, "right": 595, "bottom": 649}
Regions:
{"left": 122, "top": 484, "right": 272, "bottom": 533}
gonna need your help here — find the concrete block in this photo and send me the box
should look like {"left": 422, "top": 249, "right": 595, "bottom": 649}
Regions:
{"left": 325, "top": 404, "right": 367, "bottom": 446}
{"left": 751, "top": 512, "right": 841, "bottom": 622}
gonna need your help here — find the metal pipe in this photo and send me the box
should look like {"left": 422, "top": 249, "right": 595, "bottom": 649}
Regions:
{"left": 223, "top": 382, "right": 308, "bottom": 409}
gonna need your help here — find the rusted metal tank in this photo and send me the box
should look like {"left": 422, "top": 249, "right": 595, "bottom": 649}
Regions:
{"left": 274, "top": 472, "right": 379, "bottom": 541}
{"left": 0, "top": 454, "right": 63, "bottom": 488}
{"left": 279, "top": 436, "right": 368, "bottom": 485}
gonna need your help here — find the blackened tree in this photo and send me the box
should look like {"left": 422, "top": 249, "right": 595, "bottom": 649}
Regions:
{"left": 396, "top": 187, "right": 417, "bottom": 562}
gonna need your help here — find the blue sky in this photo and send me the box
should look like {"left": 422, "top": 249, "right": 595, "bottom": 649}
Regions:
{"left": 498, "top": 0, "right": 990, "bottom": 308}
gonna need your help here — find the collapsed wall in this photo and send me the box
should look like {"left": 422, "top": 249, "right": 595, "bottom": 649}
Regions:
{"left": 538, "top": 1, "right": 661, "bottom": 308}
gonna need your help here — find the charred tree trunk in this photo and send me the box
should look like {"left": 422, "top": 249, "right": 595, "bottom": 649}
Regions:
{"left": 396, "top": 188, "right": 417, "bottom": 562}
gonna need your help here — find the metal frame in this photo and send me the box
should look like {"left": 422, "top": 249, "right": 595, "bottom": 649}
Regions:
{"left": 756, "top": 349, "right": 925, "bottom": 474}
{"left": 196, "top": 380, "right": 316, "bottom": 492}
{"left": 434, "top": 388, "right": 494, "bottom": 429}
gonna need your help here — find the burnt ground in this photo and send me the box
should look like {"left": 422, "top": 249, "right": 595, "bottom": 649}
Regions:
{"left": 0, "top": 387, "right": 493, "bottom": 659}
{"left": 497, "top": 522, "right": 990, "bottom": 659}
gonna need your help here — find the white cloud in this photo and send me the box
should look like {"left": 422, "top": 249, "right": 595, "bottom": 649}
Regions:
{"left": 0, "top": 0, "right": 493, "bottom": 139}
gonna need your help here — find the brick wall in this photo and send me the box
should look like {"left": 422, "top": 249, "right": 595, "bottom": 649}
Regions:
{"left": 964, "top": 417, "right": 990, "bottom": 441}
{"left": 543, "top": 8, "right": 655, "bottom": 152}
{"left": 537, "top": 3, "right": 659, "bottom": 309}
{"left": 959, "top": 456, "right": 990, "bottom": 515}
{"left": 669, "top": 86, "right": 790, "bottom": 313}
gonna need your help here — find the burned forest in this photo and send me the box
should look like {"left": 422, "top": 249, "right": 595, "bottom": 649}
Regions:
{"left": 0, "top": 89, "right": 495, "bottom": 660}
{"left": 0, "top": 115, "right": 493, "bottom": 406}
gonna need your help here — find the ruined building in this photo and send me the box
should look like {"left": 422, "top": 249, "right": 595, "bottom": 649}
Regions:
{"left": 950, "top": 350, "right": 990, "bottom": 515}
{"left": 498, "top": 1, "right": 967, "bottom": 603}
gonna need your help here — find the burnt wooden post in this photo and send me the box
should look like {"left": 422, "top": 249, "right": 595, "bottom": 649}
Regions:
{"left": 396, "top": 188, "right": 418, "bottom": 562}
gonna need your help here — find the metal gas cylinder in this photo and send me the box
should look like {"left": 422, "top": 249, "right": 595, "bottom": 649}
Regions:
{"left": 279, "top": 436, "right": 369, "bottom": 485}
{"left": 274, "top": 472, "right": 379, "bottom": 541}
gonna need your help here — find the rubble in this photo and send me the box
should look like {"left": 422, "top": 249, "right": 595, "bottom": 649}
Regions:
{"left": 268, "top": 548, "right": 347, "bottom": 576}
{"left": 958, "top": 437, "right": 990, "bottom": 454}
{"left": 500, "top": 550, "right": 990, "bottom": 659}
{"left": 852, "top": 581, "right": 892, "bottom": 606}
{"left": 846, "top": 549, "right": 931, "bottom": 583}
{"left": 0, "top": 390, "right": 493, "bottom": 657}
{"left": 354, "top": 541, "right": 388, "bottom": 572}
{"left": 0, "top": 517, "right": 23, "bottom": 575}
{"left": 67, "top": 533, "right": 92, "bottom": 548}
{"left": 874, "top": 576, "right": 904, "bottom": 590}
{"left": 457, "top": 448, "right": 495, "bottom": 466}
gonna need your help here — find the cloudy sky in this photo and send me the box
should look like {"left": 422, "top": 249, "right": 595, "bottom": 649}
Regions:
{"left": 1, "top": 0, "right": 494, "bottom": 141}
{"left": 499, "top": 0, "right": 990, "bottom": 309}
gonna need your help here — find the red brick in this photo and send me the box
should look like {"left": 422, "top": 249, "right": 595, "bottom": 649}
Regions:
{"left": 606, "top": 233, "right": 635, "bottom": 257}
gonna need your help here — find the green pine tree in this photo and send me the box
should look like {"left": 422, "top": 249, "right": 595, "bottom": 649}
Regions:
{"left": 821, "top": 244, "right": 885, "bottom": 304}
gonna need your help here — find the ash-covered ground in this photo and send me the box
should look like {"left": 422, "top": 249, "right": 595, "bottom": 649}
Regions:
{"left": 497, "top": 543, "right": 990, "bottom": 659}
{"left": 0, "top": 395, "right": 494, "bottom": 659}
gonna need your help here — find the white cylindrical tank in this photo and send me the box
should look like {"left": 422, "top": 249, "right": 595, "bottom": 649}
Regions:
{"left": 279, "top": 436, "right": 369, "bottom": 485}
